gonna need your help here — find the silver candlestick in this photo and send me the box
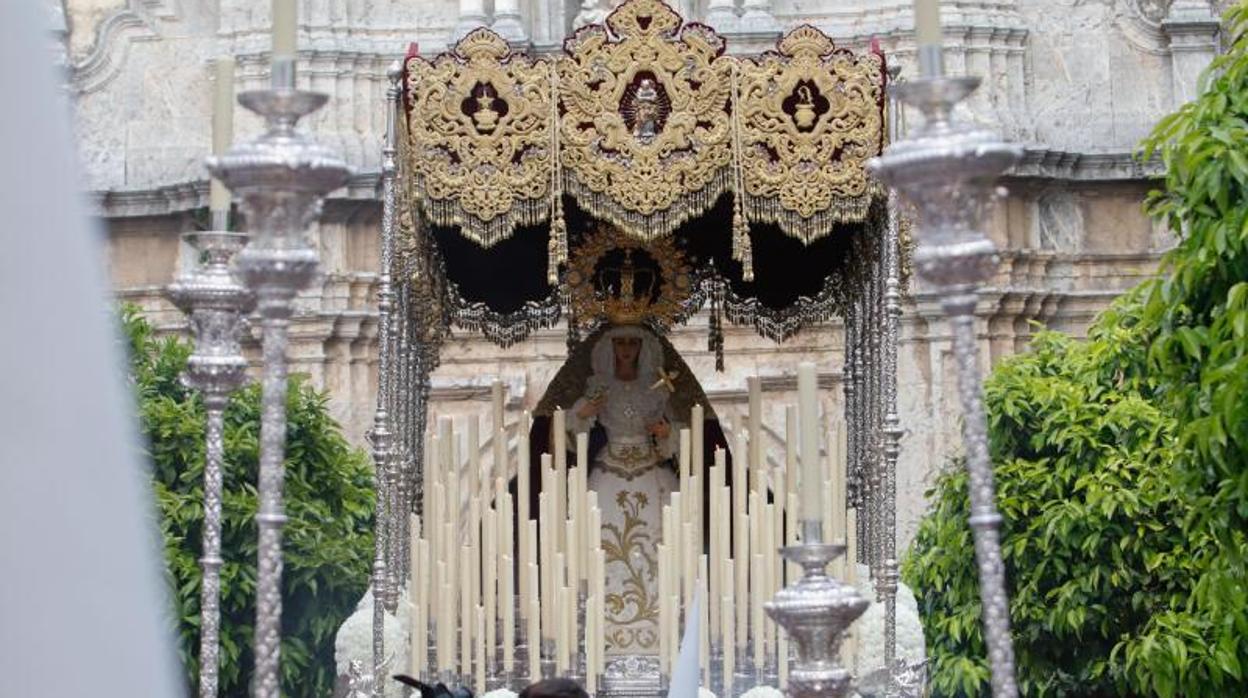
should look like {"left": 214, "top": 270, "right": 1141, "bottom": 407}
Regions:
{"left": 207, "top": 55, "right": 350, "bottom": 698}
{"left": 167, "top": 230, "right": 253, "bottom": 698}
{"left": 765, "top": 521, "right": 869, "bottom": 698}
{"left": 868, "top": 51, "right": 1023, "bottom": 698}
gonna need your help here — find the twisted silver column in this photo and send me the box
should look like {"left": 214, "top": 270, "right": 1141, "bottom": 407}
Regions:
{"left": 167, "top": 231, "right": 252, "bottom": 698}
{"left": 208, "top": 57, "right": 350, "bottom": 698}
{"left": 370, "top": 60, "right": 404, "bottom": 695}
{"left": 879, "top": 63, "right": 904, "bottom": 697}
{"left": 869, "top": 63, "right": 1022, "bottom": 698}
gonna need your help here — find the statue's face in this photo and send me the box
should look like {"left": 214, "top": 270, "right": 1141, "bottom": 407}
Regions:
{"left": 612, "top": 336, "right": 642, "bottom": 367}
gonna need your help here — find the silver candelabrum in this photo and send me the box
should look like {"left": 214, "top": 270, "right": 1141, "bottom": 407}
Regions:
{"left": 868, "top": 50, "right": 1023, "bottom": 698}
{"left": 765, "top": 521, "right": 869, "bottom": 698}
{"left": 207, "top": 56, "right": 351, "bottom": 698}
{"left": 167, "top": 230, "right": 253, "bottom": 698}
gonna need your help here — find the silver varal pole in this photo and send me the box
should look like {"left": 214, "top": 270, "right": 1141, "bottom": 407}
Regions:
{"left": 868, "top": 46, "right": 1022, "bottom": 698}
{"left": 370, "top": 59, "right": 404, "bottom": 694}
{"left": 879, "top": 62, "right": 904, "bottom": 696}
{"left": 207, "top": 56, "right": 350, "bottom": 698}
{"left": 167, "top": 230, "right": 253, "bottom": 698}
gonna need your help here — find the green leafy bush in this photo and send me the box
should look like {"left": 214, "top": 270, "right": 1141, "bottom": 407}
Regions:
{"left": 123, "top": 308, "right": 375, "bottom": 696}
{"left": 904, "top": 5, "right": 1248, "bottom": 696}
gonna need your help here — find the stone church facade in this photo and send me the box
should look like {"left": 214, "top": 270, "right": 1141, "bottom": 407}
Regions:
{"left": 59, "top": 0, "right": 1224, "bottom": 548}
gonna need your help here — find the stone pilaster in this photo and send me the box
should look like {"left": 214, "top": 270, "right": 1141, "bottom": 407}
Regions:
{"left": 1163, "top": 1, "right": 1221, "bottom": 107}
{"left": 452, "top": 0, "right": 490, "bottom": 43}
{"left": 492, "top": 0, "right": 528, "bottom": 44}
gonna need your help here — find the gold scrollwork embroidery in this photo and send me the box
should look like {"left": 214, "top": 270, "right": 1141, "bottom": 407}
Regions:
{"left": 404, "top": 29, "right": 554, "bottom": 246}
{"left": 735, "top": 25, "right": 886, "bottom": 243}
{"left": 602, "top": 491, "right": 660, "bottom": 651}
{"left": 558, "top": 0, "right": 734, "bottom": 239}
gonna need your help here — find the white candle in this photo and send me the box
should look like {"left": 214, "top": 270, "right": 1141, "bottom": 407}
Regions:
{"left": 747, "top": 377, "right": 762, "bottom": 473}
{"left": 683, "top": 521, "right": 695, "bottom": 609}
{"left": 469, "top": 417, "right": 481, "bottom": 504}
{"left": 914, "top": 0, "right": 941, "bottom": 46}
{"left": 553, "top": 409, "right": 567, "bottom": 553}
{"left": 593, "top": 548, "right": 605, "bottom": 670}
{"left": 722, "top": 594, "right": 735, "bottom": 697}
{"left": 761, "top": 501, "right": 774, "bottom": 657}
{"left": 271, "top": 0, "right": 297, "bottom": 58}
{"left": 786, "top": 492, "right": 799, "bottom": 584}
{"left": 518, "top": 411, "right": 531, "bottom": 615}
{"left": 752, "top": 551, "right": 765, "bottom": 670}
{"left": 484, "top": 507, "right": 497, "bottom": 662}
{"left": 692, "top": 403, "right": 704, "bottom": 473}
{"left": 586, "top": 594, "right": 598, "bottom": 693}
{"left": 698, "top": 557, "right": 710, "bottom": 686}
{"left": 797, "top": 363, "right": 821, "bottom": 526}
{"left": 538, "top": 487, "right": 551, "bottom": 634}
{"left": 735, "top": 507, "right": 748, "bottom": 647}
{"left": 526, "top": 520, "right": 538, "bottom": 625}
{"left": 709, "top": 451, "right": 724, "bottom": 643}
{"left": 669, "top": 593, "right": 680, "bottom": 674}
{"left": 556, "top": 585, "right": 570, "bottom": 674}
{"left": 527, "top": 564, "right": 541, "bottom": 682}
{"left": 492, "top": 379, "right": 505, "bottom": 440}
{"left": 209, "top": 57, "right": 234, "bottom": 215}
{"left": 438, "top": 576, "right": 451, "bottom": 672}
{"left": 658, "top": 544, "right": 669, "bottom": 677}
{"left": 502, "top": 553, "right": 514, "bottom": 674}
{"left": 566, "top": 518, "right": 579, "bottom": 593}
{"left": 460, "top": 552, "right": 472, "bottom": 675}
{"left": 475, "top": 606, "right": 486, "bottom": 693}
{"left": 785, "top": 406, "right": 798, "bottom": 505}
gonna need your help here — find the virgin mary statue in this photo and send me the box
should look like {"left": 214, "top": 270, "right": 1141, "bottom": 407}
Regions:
{"left": 567, "top": 324, "right": 681, "bottom": 655}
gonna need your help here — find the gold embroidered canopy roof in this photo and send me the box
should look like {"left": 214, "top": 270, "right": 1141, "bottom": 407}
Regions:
{"left": 401, "top": 0, "right": 887, "bottom": 279}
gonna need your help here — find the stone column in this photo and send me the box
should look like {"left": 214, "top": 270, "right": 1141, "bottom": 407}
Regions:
{"left": 492, "top": 0, "right": 528, "bottom": 44}
{"left": 452, "top": 0, "right": 489, "bottom": 43}
{"left": 739, "top": 0, "right": 780, "bottom": 34}
{"left": 705, "top": 0, "right": 738, "bottom": 34}
{"left": 1162, "top": 1, "right": 1221, "bottom": 107}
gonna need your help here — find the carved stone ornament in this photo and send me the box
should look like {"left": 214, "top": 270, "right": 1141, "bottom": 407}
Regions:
{"left": 736, "top": 26, "right": 887, "bottom": 243}
{"left": 558, "top": 0, "right": 734, "bottom": 239}
{"left": 404, "top": 28, "right": 555, "bottom": 247}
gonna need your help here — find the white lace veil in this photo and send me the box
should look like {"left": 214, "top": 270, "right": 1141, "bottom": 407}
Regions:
{"left": 590, "top": 325, "right": 663, "bottom": 384}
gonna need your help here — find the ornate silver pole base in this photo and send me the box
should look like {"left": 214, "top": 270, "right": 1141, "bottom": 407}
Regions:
{"left": 868, "top": 69, "right": 1023, "bottom": 698}
{"left": 207, "top": 57, "right": 350, "bottom": 698}
{"left": 765, "top": 522, "right": 869, "bottom": 698}
{"left": 167, "top": 230, "right": 253, "bottom": 698}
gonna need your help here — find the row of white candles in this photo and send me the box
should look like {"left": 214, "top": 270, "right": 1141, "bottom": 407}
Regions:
{"left": 655, "top": 367, "right": 858, "bottom": 692}
{"left": 408, "top": 384, "right": 611, "bottom": 693}
{"left": 405, "top": 363, "right": 858, "bottom": 693}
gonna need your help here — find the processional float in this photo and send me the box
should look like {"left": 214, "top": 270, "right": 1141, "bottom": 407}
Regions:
{"left": 371, "top": 1, "right": 910, "bottom": 696}
{"left": 170, "top": 0, "right": 1021, "bottom": 696}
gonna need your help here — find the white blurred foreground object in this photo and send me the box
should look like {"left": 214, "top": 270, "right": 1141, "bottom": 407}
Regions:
{"left": 668, "top": 588, "right": 703, "bottom": 698}
{"left": 0, "top": 3, "right": 183, "bottom": 697}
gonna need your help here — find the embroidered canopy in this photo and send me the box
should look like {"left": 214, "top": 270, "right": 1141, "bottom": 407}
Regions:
{"left": 395, "top": 0, "right": 892, "bottom": 350}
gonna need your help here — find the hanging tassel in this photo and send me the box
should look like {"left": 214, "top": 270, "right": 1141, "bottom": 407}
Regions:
{"left": 709, "top": 279, "right": 725, "bottom": 372}
{"left": 548, "top": 196, "right": 566, "bottom": 285}
{"left": 733, "top": 209, "right": 754, "bottom": 282}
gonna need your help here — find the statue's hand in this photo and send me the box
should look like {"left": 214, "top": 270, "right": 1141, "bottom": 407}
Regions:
{"left": 577, "top": 394, "right": 606, "bottom": 419}
{"left": 648, "top": 417, "right": 671, "bottom": 441}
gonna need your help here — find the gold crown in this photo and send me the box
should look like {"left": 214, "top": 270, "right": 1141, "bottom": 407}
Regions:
{"left": 565, "top": 225, "right": 691, "bottom": 329}
{"left": 598, "top": 250, "right": 656, "bottom": 325}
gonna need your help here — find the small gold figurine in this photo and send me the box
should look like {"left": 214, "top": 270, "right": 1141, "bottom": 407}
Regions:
{"left": 793, "top": 84, "right": 817, "bottom": 129}
{"left": 471, "top": 86, "right": 500, "bottom": 132}
{"left": 632, "top": 78, "right": 660, "bottom": 140}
